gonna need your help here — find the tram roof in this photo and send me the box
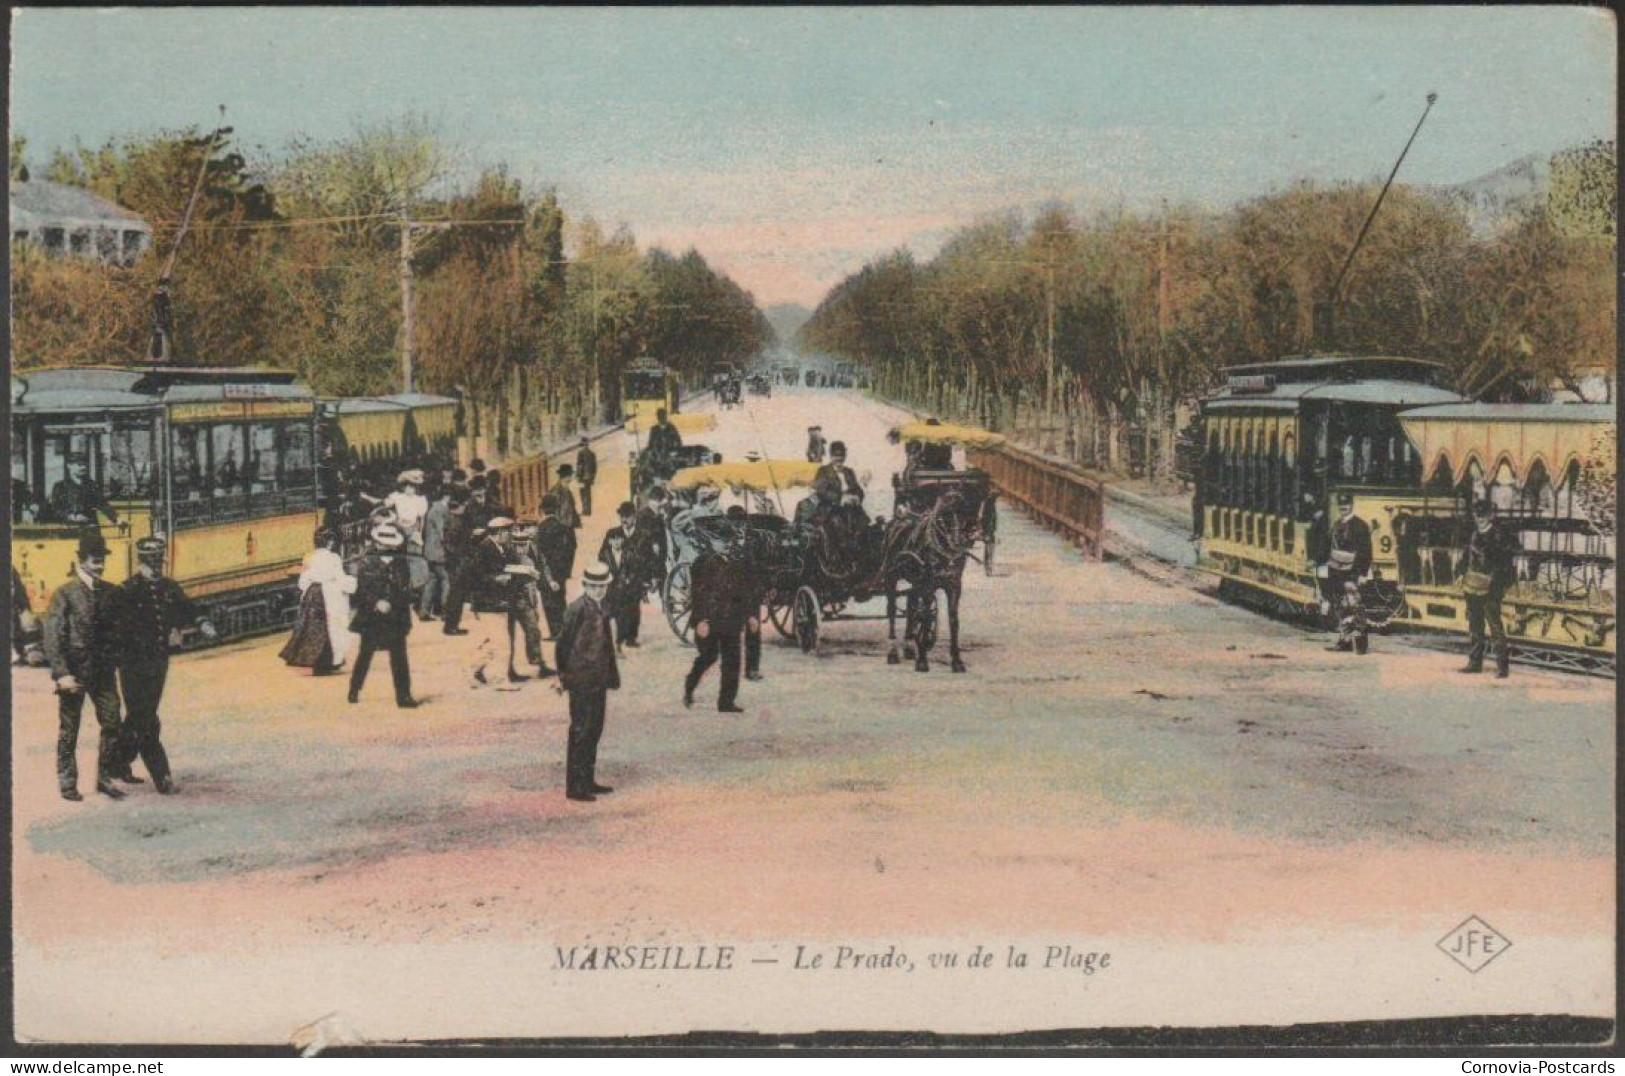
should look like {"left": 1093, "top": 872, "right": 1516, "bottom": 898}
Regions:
{"left": 1204, "top": 378, "right": 1465, "bottom": 411}
{"left": 12, "top": 365, "right": 311, "bottom": 412}
{"left": 1224, "top": 355, "right": 1452, "bottom": 379}
{"left": 1399, "top": 402, "right": 1615, "bottom": 485}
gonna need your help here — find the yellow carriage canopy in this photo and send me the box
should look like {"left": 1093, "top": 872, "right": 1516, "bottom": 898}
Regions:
{"left": 668, "top": 459, "right": 823, "bottom": 492}
{"left": 1399, "top": 403, "right": 1615, "bottom": 486}
{"left": 889, "top": 421, "right": 1006, "bottom": 448}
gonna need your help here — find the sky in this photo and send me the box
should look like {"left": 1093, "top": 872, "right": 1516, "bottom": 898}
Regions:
{"left": 10, "top": 7, "right": 1616, "bottom": 308}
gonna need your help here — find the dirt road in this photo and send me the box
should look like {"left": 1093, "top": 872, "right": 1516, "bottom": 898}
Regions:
{"left": 12, "top": 388, "right": 1614, "bottom": 1043}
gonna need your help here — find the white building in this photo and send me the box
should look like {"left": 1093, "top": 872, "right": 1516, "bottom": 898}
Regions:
{"left": 10, "top": 179, "right": 152, "bottom": 266}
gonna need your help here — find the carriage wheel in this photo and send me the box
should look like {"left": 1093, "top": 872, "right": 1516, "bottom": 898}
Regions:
{"left": 793, "top": 586, "right": 821, "bottom": 653}
{"left": 664, "top": 562, "right": 695, "bottom": 645}
{"left": 767, "top": 587, "right": 797, "bottom": 639}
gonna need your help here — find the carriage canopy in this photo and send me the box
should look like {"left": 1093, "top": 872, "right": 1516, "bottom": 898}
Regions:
{"left": 668, "top": 459, "right": 823, "bottom": 492}
{"left": 888, "top": 422, "right": 1006, "bottom": 448}
{"left": 1398, "top": 403, "right": 1614, "bottom": 487}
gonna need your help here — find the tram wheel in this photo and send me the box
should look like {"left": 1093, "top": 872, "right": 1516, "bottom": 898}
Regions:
{"left": 793, "top": 586, "right": 821, "bottom": 653}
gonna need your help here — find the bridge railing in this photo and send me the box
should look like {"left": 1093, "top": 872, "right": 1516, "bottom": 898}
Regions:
{"left": 968, "top": 442, "right": 1104, "bottom": 560}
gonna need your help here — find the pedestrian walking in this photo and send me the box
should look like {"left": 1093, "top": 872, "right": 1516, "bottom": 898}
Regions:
{"left": 600, "top": 502, "right": 660, "bottom": 649}
{"left": 553, "top": 465, "right": 581, "bottom": 530}
{"left": 114, "top": 536, "right": 216, "bottom": 794}
{"left": 347, "top": 523, "right": 420, "bottom": 708}
{"left": 1459, "top": 498, "right": 1520, "bottom": 678}
{"left": 575, "top": 437, "right": 598, "bottom": 518}
{"left": 532, "top": 495, "right": 577, "bottom": 639}
{"left": 683, "top": 530, "right": 755, "bottom": 713}
{"left": 43, "top": 530, "right": 126, "bottom": 800}
{"left": 418, "top": 485, "right": 452, "bottom": 620}
{"left": 556, "top": 563, "right": 620, "bottom": 802}
{"left": 469, "top": 517, "right": 555, "bottom": 683}
{"left": 283, "top": 528, "right": 356, "bottom": 674}
{"left": 806, "top": 425, "right": 827, "bottom": 464}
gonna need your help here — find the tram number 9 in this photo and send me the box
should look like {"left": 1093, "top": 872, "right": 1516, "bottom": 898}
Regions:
{"left": 1378, "top": 535, "right": 1393, "bottom": 556}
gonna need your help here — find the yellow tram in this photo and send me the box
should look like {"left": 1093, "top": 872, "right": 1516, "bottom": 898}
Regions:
{"left": 11, "top": 366, "right": 321, "bottom": 641}
{"left": 325, "top": 392, "right": 458, "bottom": 469}
{"left": 1196, "top": 356, "right": 1466, "bottom": 614}
{"left": 621, "top": 359, "right": 715, "bottom": 438}
{"left": 1196, "top": 356, "right": 1616, "bottom": 673}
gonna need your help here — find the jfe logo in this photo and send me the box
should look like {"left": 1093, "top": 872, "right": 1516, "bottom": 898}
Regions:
{"left": 1438, "top": 915, "right": 1511, "bottom": 973}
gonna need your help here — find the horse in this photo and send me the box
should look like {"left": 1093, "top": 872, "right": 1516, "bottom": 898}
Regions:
{"left": 879, "top": 484, "right": 995, "bottom": 673}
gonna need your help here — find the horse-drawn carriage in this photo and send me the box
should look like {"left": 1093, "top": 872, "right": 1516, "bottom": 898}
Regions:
{"left": 658, "top": 459, "right": 822, "bottom": 644}
{"left": 747, "top": 374, "right": 772, "bottom": 398}
{"left": 655, "top": 424, "right": 1001, "bottom": 671}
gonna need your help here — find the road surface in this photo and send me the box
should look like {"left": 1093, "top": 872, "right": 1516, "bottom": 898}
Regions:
{"left": 12, "top": 387, "right": 1614, "bottom": 1043}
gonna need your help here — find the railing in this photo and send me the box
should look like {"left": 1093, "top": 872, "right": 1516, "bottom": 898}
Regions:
{"left": 497, "top": 455, "right": 553, "bottom": 521}
{"left": 968, "top": 442, "right": 1104, "bottom": 560}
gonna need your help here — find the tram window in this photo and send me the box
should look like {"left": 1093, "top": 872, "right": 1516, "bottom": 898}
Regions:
{"left": 11, "top": 426, "right": 39, "bottom": 523}
{"left": 211, "top": 424, "right": 247, "bottom": 494}
{"left": 107, "top": 422, "right": 156, "bottom": 500}
{"left": 171, "top": 426, "right": 208, "bottom": 500}
{"left": 283, "top": 422, "right": 316, "bottom": 489}
{"left": 247, "top": 422, "right": 281, "bottom": 493}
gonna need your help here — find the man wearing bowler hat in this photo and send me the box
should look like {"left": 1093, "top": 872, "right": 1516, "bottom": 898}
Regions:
{"left": 1458, "top": 498, "right": 1519, "bottom": 678}
{"left": 555, "top": 562, "right": 619, "bottom": 802}
{"left": 43, "top": 530, "right": 126, "bottom": 799}
{"left": 348, "top": 523, "right": 420, "bottom": 707}
{"left": 114, "top": 536, "right": 215, "bottom": 793}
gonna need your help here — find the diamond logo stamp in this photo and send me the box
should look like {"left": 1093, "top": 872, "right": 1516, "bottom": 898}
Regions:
{"left": 1438, "top": 915, "right": 1512, "bottom": 973}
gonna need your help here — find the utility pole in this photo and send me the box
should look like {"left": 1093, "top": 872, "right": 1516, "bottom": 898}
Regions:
{"left": 399, "top": 212, "right": 416, "bottom": 393}
{"left": 1045, "top": 262, "right": 1056, "bottom": 423}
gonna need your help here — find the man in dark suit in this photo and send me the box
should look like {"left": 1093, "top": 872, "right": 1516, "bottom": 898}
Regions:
{"left": 599, "top": 503, "right": 646, "bottom": 649}
{"left": 114, "top": 536, "right": 215, "bottom": 793}
{"left": 348, "top": 523, "right": 420, "bottom": 707}
{"left": 469, "top": 517, "right": 554, "bottom": 683}
{"left": 683, "top": 529, "right": 755, "bottom": 713}
{"left": 532, "top": 495, "right": 577, "bottom": 639}
{"left": 1325, "top": 491, "right": 1374, "bottom": 655}
{"left": 553, "top": 465, "right": 581, "bottom": 530}
{"left": 555, "top": 562, "right": 620, "bottom": 802}
{"left": 43, "top": 530, "right": 126, "bottom": 799}
{"left": 1459, "top": 498, "right": 1521, "bottom": 678}
{"left": 574, "top": 438, "right": 598, "bottom": 518}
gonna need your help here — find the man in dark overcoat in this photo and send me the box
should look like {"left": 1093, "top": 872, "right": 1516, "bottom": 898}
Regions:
{"left": 555, "top": 563, "right": 620, "bottom": 802}
{"left": 574, "top": 437, "right": 598, "bottom": 517}
{"left": 43, "top": 530, "right": 126, "bottom": 799}
{"left": 683, "top": 529, "right": 755, "bottom": 713}
{"left": 1325, "top": 491, "right": 1374, "bottom": 655}
{"left": 532, "top": 495, "right": 577, "bottom": 639}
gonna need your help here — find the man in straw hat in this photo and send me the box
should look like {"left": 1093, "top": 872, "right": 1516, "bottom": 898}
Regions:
{"left": 555, "top": 562, "right": 620, "bottom": 802}
{"left": 470, "top": 516, "right": 555, "bottom": 683}
{"left": 348, "top": 522, "right": 420, "bottom": 708}
{"left": 114, "top": 536, "right": 215, "bottom": 793}
{"left": 44, "top": 529, "right": 127, "bottom": 799}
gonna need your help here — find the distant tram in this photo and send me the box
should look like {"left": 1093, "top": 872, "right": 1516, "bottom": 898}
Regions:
{"left": 1196, "top": 355, "right": 1615, "bottom": 673}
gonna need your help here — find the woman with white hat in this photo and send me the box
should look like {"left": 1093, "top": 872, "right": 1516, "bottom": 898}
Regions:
{"left": 282, "top": 527, "right": 357, "bottom": 675}
{"left": 386, "top": 469, "right": 431, "bottom": 593}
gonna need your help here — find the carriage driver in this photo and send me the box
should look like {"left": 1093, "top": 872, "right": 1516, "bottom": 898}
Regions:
{"left": 916, "top": 418, "right": 955, "bottom": 470}
{"left": 1321, "top": 492, "right": 1373, "bottom": 655}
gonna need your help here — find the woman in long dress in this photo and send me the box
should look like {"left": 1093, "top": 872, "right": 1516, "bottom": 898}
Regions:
{"left": 386, "top": 469, "right": 431, "bottom": 592}
{"left": 280, "top": 529, "right": 358, "bottom": 674}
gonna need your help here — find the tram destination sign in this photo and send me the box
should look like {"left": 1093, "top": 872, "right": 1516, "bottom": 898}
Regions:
{"left": 1227, "top": 374, "right": 1278, "bottom": 394}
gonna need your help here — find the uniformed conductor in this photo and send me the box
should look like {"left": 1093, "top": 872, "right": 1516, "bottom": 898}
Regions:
{"left": 44, "top": 530, "right": 125, "bottom": 800}
{"left": 556, "top": 562, "right": 620, "bottom": 802}
{"left": 115, "top": 536, "right": 216, "bottom": 793}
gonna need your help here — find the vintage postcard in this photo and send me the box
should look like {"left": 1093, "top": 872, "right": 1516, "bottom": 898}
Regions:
{"left": 6, "top": 6, "right": 1617, "bottom": 1052}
